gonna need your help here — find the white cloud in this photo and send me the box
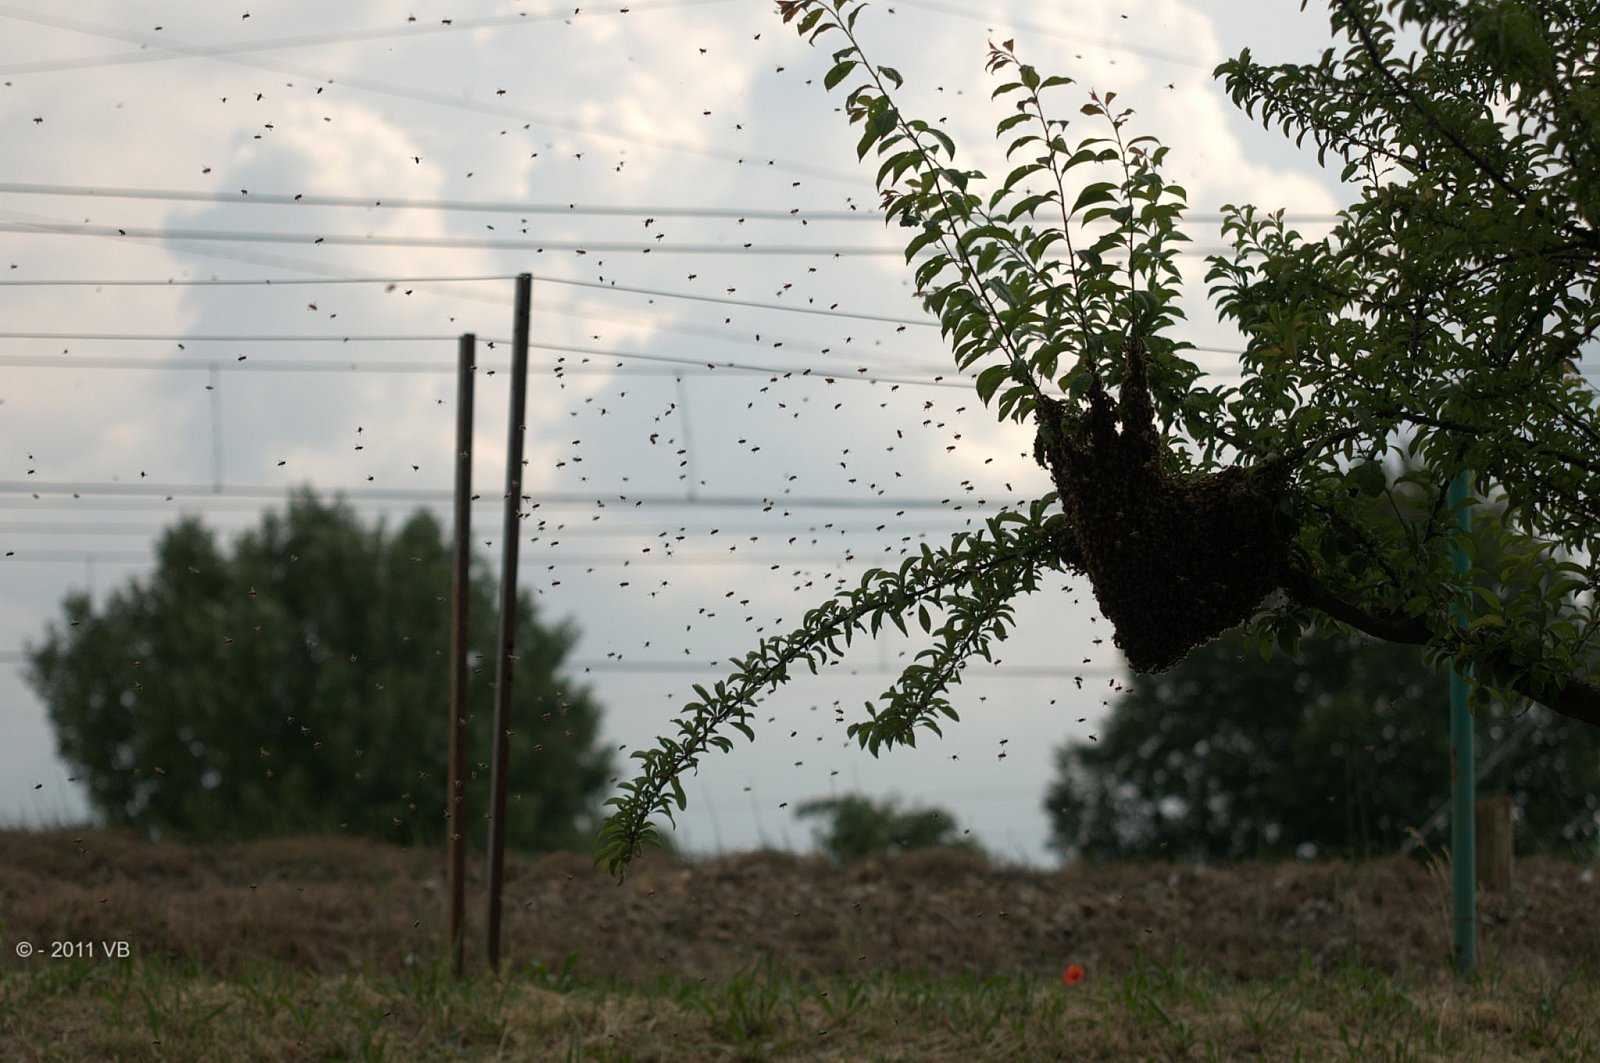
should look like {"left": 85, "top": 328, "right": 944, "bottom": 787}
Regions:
{"left": 0, "top": 0, "right": 1354, "bottom": 860}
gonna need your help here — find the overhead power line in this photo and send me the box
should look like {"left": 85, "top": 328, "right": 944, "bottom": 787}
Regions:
{"left": 0, "top": 354, "right": 452, "bottom": 375}
{"left": 0, "top": 650, "right": 1117, "bottom": 679}
{"left": 0, "top": 219, "right": 1240, "bottom": 257}
{"left": 458, "top": 275, "right": 933, "bottom": 325}
{"left": 0, "top": 2, "right": 866, "bottom": 186}
{"left": 0, "top": 332, "right": 461, "bottom": 343}
{"left": 0, "top": 480, "right": 997, "bottom": 511}
{"left": 0, "top": 349, "right": 973, "bottom": 388}
{"left": 0, "top": 329, "right": 967, "bottom": 377}
{"left": 0, "top": 0, "right": 741, "bottom": 77}
{"left": 0, "top": 492, "right": 996, "bottom": 527}
{"left": 0, "top": 273, "right": 515, "bottom": 287}
{"left": 0, "top": 220, "right": 902, "bottom": 256}
{"left": 0, "top": 516, "right": 973, "bottom": 538}
{"left": 0, "top": 182, "right": 882, "bottom": 223}
{"left": 0, "top": 548, "right": 941, "bottom": 569}
{"left": 0, "top": 181, "right": 1344, "bottom": 227}
{"left": 0, "top": 270, "right": 936, "bottom": 325}
{"left": 0, "top": 323, "right": 1247, "bottom": 363}
{"left": 892, "top": 0, "right": 1218, "bottom": 70}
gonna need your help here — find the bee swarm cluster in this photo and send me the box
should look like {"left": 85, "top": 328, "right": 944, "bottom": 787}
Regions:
{"left": 1034, "top": 344, "right": 1292, "bottom": 673}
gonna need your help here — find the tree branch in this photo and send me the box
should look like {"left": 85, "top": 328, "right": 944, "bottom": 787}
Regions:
{"left": 1337, "top": 0, "right": 1528, "bottom": 207}
{"left": 1550, "top": 678, "right": 1600, "bottom": 729}
{"left": 1382, "top": 405, "right": 1600, "bottom": 478}
{"left": 1284, "top": 568, "right": 1600, "bottom": 728}
{"left": 1283, "top": 570, "right": 1430, "bottom": 645}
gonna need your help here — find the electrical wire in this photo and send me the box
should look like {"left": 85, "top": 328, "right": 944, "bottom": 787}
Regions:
{"left": 0, "top": 274, "right": 516, "bottom": 287}
{"left": 0, "top": 215, "right": 949, "bottom": 374}
{"left": 0, "top": 2, "right": 868, "bottom": 186}
{"left": 0, "top": 219, "right": 1241, "bottom": 257}
{"left": 0, "top": 182, "right": 883, "bottom": 223}
{"left": 0, "top": 480, "right": 997, "bottom": 510}
{"left": 0, "top": 273, "right": 936, "bottom": 325}
{"left": 0, "top": 181, "right": 1344, "bottom": 227}
{"left": 0, "top": 648, "right": 1117, "bottom": 678}
{"left": 0, "top": 266, "right": 1255, "bottom": 367}
{"left": 0, "top": 516, "right": 976, "bottom": 538}
{"left": 0, "top": 349, "right": 977, "bottom": 388}
{"left": 0, "top": 219, "right": 904, "bottom": 256}
{"left": 0, "top": 548, "right": 951, "bottom": 568}
{"left": 528, "top": 276, "right": 935, "bottom": 325}
{"left": 892, "top": 0, "right": 1217, "bottom": 70}
{"left": 0, "top": 0, "right": 742, "bottom": 77}
{"left": 0, "top": 332, "right": 464, "bottom": 343}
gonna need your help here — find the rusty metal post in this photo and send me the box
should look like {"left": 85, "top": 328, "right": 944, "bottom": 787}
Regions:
{"left": 486, "top": 274, "right": 532, "bottom": 970}
{"left": 446, "top": 332, "right": 475, "bottom": 978}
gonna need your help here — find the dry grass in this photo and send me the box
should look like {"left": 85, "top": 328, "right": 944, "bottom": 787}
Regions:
{"left": 2, "top": 830, "right": 1598, "bottom": 1060}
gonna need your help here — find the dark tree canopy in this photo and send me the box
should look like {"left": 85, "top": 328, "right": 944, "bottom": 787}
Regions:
{"left": 26, "top": 489, "right": 612, "bottom": 852}
{"left": 1046, "top": 627, "right": 1600, "bottom": 864}
{"left": 599, "top": 0, "right": 1600, "bottom": 875}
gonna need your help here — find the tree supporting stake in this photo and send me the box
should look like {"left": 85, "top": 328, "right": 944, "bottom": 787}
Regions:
{"left": 446, "top": 332, "right": 475, "bottom": 978}
{"left": 486, "top": 274, "right": 532, "bottom": 971}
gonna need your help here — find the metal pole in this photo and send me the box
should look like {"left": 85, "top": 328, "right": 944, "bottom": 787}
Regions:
{"left": 485, "top": 274, "right": 532, "bottom": 971}
{"left": 1448, "top": 471, "right": 1476, "bottom": 976}
{"left": 446, "top": 333, "right": 475, "bottom": 979}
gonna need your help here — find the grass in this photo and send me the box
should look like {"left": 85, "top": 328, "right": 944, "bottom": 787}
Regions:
{"left": 5, "top": 949, "right": 1600, "bottom": 1061}
{"left": 5, "top": 830, "right": 1600, "bottom": 1059}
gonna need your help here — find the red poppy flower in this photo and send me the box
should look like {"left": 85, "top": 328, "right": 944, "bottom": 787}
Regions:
{"left": 1062, "top": 964, "right": 1086, "bottom": 986}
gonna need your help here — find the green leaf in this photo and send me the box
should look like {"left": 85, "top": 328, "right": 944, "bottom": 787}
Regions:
{"left": 824, "top": 60, "right": 858, "bottom": 91}
{"left": 904, "top": 224, "right": 942, "bottom": 262}
{"left": 856, "top": 124, "right": 879, "bottom": 161}
{"left": 1002, "top": 161, "right": 1044, "bottom": 190}
{"left": 996, "top": 111, "right": 1031, "bottom": 136}
{"left": 872, "top": 103, "right": 898, "bottom": 137}
{"left": 926, "top": 127, "right": 956, "bottom": 158}
{"left": 1070, "top": 181, "right": 1117, "bottom": 214}
{"left": 975, "top": 364, "right": 1011, "bottom": 405}
{"left": 1350, "top": 460, "right": 1387, "bottom": 498}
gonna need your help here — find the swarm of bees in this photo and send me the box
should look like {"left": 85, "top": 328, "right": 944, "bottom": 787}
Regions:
{"left": 1034, "top": 340, "right": 1292, "bottom": 673}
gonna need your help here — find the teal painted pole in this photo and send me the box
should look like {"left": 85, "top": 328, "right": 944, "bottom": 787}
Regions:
{"left": 1449, "top": 471, "right": 1476, "bottom": 977}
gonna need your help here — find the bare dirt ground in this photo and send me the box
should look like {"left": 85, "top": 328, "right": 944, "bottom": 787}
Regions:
{"left": 2, "top": 829, "right": 1597, "bottom": 984}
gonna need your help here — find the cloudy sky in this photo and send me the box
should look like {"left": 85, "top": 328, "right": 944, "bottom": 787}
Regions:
{"left": 0, "top": 0, "right": 1351, "bottom": 863}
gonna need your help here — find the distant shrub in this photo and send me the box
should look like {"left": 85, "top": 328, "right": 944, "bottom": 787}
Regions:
{"left": 796, "top": 794, "right": 983, "bottom": 863}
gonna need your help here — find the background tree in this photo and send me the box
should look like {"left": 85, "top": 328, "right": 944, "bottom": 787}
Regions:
{"left": 796, "top": 793, "right": 984, "bottom": 863}
{"left": 599, "top": 0, "right": 1600, "bottom": 874}
{"left": 1046, "top": 627, "right": 1600, "bottom": 864}
{"left": 26, "top": 489, "right": 612, "bottom": 851}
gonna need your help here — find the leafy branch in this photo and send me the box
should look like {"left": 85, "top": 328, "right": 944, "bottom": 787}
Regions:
{"left": 599, "top": 0, "right": 1229, "bottom": 878}
{"left": 600, "top": 0, "right": 1600, "bottom": 876}
{"left": 779, "top": 0, "right": 1199, "bottom": 427}
{"left": 597, "top": 498, "right": 1073, "bottom": 876}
